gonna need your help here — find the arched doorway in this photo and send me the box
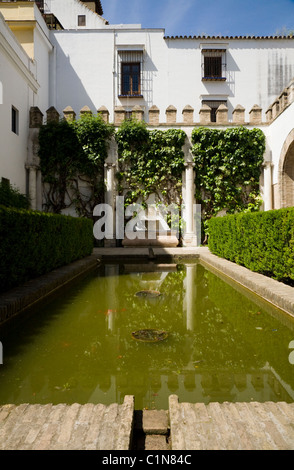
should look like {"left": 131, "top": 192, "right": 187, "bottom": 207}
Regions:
{"left": 279, "top": 129, "right": 294, "bottom": 208}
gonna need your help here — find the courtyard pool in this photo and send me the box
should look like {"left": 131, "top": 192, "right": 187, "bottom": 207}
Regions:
{"left": 0, "top": 261, "right": 294, "bottom": 410}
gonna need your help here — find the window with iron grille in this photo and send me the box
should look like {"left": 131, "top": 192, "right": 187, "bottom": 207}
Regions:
{"left": 202, "top": 100, "right": 227, "bottom": 122}
{"left": 118, "top": 50, "right": 143, "bottom": 98}
{"left": 202, "top": 49, "right": 226, "bottom": 81}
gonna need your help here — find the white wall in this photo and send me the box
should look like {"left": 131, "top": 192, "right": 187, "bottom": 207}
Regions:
{"left": 163, "top": 37, "right": 294, "bottom": 123}
{"left": 45, "top": 0, "right": 108, "bottom": 29}
{"left": 0, "top": 14, "right": 38, "bottom": 193}
{"left": 49, "top": 27, "right": 294, "bottom": 124}
{"left": 50, "top": 29, "right": 114, "bottom": 116}
{"left": 264, "top": 102, "right": 294, "bottom": 184}
{"left": 33, "top": 5, "right": 52, "bottom": 115}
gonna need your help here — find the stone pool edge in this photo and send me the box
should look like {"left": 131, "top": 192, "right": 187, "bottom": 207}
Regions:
{"left": 198, "top": 247, "right": 294, "bottom": 319}
{"left": 0, "top": 254, "right": 98, "bottom": 328}
{"left": 94, "top": 246, "right": 294, "bottom": 319}
{"left": 0, "top": 246, "right": 293, "bottom": 328}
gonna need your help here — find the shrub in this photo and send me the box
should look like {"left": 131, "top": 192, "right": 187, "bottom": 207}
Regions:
{"left": 0, "top": 180, "right": 30, "bottom": 209}
{"left": 208, "top": 208, "right": 294, "bottom": 283}
{"left": 0, "top": 206, "right": 93, "bottom": 292}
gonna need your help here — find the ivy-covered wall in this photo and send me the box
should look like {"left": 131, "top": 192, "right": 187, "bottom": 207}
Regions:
{"left": 38, "top": 118, "right": 266, "bottom": 244}
{"left": 38, "top": 114, "right": 114, "bottom": 217}
{"left": 116, "top": 119, "right": 186, "bottom": 207}
{"left": 191, "top": 127, "right": 266, "bottom": 231}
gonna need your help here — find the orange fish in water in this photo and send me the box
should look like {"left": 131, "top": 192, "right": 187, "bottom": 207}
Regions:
{"left": 104, "top": 308, "right": 121, "bottom": 315}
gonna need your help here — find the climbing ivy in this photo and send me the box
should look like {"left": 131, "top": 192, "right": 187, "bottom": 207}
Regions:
{"left": 38, "top": 114, "right": 114, "bottom": 217}
{"left": 191, "top": 126, "right": 266, "bottom": 234}
{"left": 116, "top": 119, "right": 186, "bottom": 207}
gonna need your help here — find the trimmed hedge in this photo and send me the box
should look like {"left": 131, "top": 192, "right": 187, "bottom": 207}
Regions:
{"left": 0, "top": 206, "right": 93, "bottom": 293}
{"left": 208, "top": 207, "right": 294, "bottom": 283}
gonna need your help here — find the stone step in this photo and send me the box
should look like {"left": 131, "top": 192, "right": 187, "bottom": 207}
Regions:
{"left": 142, "top": 410, "right": 169, "bottom": 435}
{"left": 132, "top": 409, "right": 170, "bottom": 450}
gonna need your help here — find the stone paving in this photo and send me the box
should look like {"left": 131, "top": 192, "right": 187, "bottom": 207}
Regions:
{"left": 169, "top": 395, "right": 294, "bottom": 450}
{"left": 0, "top": 396, "right": 134, "bottom": 450}
{"left": 1, "top": 397, "right": 294, "bottom": 450}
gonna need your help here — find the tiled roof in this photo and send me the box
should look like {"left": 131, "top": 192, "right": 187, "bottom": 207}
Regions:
{"left": 96, "top": 0, "right": 103, "bottom": 15}
{"left": 164, "top": 35, "right": 294, "bottom": 40}
{"left": 80, "top": 0, "right": 103, "bottom": 16}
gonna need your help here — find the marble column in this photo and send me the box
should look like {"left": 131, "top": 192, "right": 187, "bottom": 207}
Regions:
{"left": 104, "top": 162, "right": 116, "bottom": 246}
{"left": 26, "top": 164, "right": 38, "bottom": 210}
{"left": 263, "top": 161, "right": 273, "bottom": 211}
{"left": 27, "top": 107, "right": 42, "bottom": 210}
{"left": 183, "top": 161, "right": 197, "bottom": 246}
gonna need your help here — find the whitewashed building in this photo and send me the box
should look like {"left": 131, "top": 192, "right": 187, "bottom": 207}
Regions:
{"left": 0, "top": 0, "right": 294, "bottom": 229}
{"left": 0, "top": 1, "right": 51, "bottom": 206}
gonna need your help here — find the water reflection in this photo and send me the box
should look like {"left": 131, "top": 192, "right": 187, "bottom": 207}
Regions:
{"left": 0, "top": 261, "right": 294, "bottom": 410}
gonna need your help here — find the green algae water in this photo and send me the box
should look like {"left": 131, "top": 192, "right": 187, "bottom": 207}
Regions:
{"left": 1, "top": 261, "right": 294, "bottom": 410}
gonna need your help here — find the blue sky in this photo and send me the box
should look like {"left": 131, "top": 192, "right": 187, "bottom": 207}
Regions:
{"left": 102, "top": 0, "right": 294, "bottom": 37}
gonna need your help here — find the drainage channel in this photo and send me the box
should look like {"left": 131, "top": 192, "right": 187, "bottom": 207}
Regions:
{"left": 131, "top": 410, "right": 171, "bottom": 450}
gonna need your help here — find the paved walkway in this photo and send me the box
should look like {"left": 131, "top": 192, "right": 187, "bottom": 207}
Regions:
{"left": 169, "top": 395, "right": 294, "bottom": 450}
{"left": 0, "top": 396, "right": 134, "bottom": 450}
{"left": 1, "top": 396, "right": 294, "bottom": 450}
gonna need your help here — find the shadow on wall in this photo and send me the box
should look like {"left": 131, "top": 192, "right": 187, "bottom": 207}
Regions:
{"left": 53, "top": 46, "right": 97, "bottom": 116}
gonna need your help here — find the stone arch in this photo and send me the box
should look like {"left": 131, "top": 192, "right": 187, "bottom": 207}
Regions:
{"left": 278, "top": 128, "right": 294, "bottom": 208}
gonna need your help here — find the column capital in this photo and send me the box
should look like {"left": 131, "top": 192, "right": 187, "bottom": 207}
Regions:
{"left": 262, "top": 161, "right": 273, "bottom": 168}
{"left": 104, "top": 162, "right": 116, "bottom": 169}
{"left": 25, "top": 163, "right": 39, "bottom": 171}
{"left": 184, "top": 161, "right": 195, "bottom": 168}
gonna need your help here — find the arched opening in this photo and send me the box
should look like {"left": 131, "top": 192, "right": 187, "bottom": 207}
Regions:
{"left": 279, "top": 129, "right": 294, "bottom": 208}
{"left": 283, "top": 142, "right": 294, "bottom": 207}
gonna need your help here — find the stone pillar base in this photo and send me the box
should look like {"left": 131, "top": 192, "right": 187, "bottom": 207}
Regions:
{"left": 122, "top": 234, "right": 179, "bottom": 247}
{"left": 104, "top": 239, "right": 117, "bottom": 248}
{"left": 182, "top": 232, "right": 198, "bottom": 247}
